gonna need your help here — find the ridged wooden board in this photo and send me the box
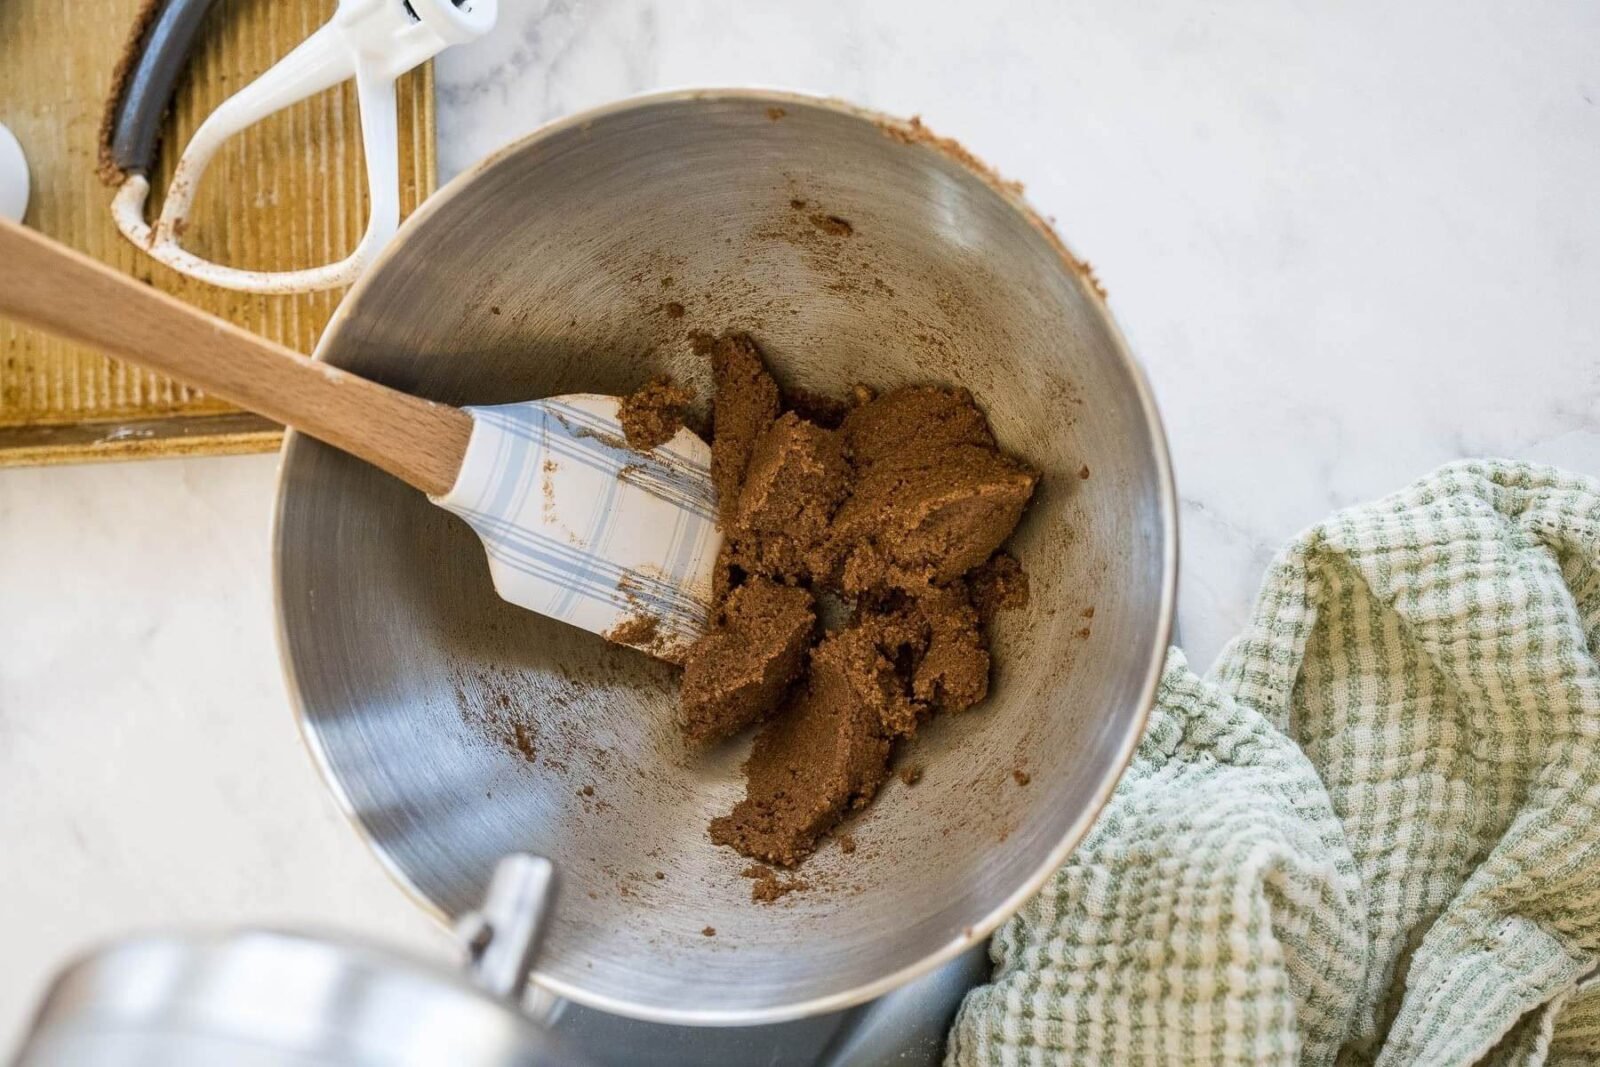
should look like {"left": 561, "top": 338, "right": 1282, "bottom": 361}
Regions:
{"left": 0, "top": 0, "right": 436, "bottom": 465}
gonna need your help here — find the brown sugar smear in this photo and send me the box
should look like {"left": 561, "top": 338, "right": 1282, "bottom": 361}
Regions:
{"left": 675, "top": 331, "right": 1038, "bottom": 876}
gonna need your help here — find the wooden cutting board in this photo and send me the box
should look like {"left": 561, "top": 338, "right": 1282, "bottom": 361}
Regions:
{"left": 0, "top": 0, "right": 435, "bottom": 466}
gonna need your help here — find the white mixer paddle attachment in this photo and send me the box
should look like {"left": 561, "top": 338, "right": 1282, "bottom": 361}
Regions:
{"left": 100, "top": 0, "right": 496, "bottom": 293}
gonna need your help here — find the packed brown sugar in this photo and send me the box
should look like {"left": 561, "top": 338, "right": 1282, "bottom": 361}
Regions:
{"left": 626, "top": 331, "right": 1036, "bottom": 884}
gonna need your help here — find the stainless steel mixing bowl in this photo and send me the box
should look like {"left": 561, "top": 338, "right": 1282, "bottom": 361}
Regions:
{"left": 274, "top": 89, "right": 1176, "bottom": 1026}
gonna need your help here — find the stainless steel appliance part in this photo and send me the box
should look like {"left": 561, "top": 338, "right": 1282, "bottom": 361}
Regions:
{"left": 11, "top": 855, "right": 583, "bottom": 1067}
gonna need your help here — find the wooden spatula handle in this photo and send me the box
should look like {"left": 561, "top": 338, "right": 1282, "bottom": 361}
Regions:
{"left": 0, "top": 219, "right": 471, "bottom": 496}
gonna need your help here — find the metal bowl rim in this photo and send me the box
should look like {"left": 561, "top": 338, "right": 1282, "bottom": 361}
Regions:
{"left": 270, "top": 86, "right": 1178, "bottom": 1027}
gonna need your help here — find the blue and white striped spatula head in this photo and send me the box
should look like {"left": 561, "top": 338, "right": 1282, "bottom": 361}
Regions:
{"left": 432, "top": 394, "right": 722, "bottom": 662}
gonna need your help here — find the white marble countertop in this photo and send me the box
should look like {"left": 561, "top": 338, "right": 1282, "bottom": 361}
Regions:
{"left": 3, "top": 0, "right": 1597, "bottom": 1049}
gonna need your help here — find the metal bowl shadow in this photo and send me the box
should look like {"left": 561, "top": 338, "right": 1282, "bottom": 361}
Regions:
{"left": 273, "top": 90, "right": 1176, "bottom": 1026}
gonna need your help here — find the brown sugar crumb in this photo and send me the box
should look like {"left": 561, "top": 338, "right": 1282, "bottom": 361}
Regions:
{"left": 700, "top": 332, "right": 781, "bottom": 524}
{"left": 1077, "top": 627, "right": 1092, "bottom": 639}
{"left": 509, "top": 721, "right": 536, "bottom": 764}
{"left": 898, "top": 765, "right": 924, "bottom": 786}
{"left": 680, "top": 579, "right": 814, "bottom": 744}
{"left": 662, "top": 301, "right": 686, "bottom": 319}
{"left": 810, "top": 213, "right": 854, "bottom": 237}
{"left": 1078, "top": 464, "right": 1091, "bottom": 480}
{"left": 618, "top": 375, "right": 694, "bottom": 451}
{"left": 1012, "top": 769, "right": 1031, "bottom": 786}
{"left": 581, "top": 784, "right": 595, "bottom": 797}
{"left": 741, "top": 864, "right": 810, "bottom": 903}
{"left": 1081, "top": 606, "right": 1095, "bottom": 619}
{"left": 702, "top": 926, "right": 716, "bottom": 937}
{"left": 766, "top": 106, "right": 787, "bottom": 121}
{"left": 605, "top": 608, "right": 684, "bottom": 663}
{"left": 838, "top": 834, "right": 857, "bottom": 854}
{"left": 789, "top": 197, "right": 808, "bottom": 210}
{"left": 490, "top": 305, "right": 502, "bottom": 315}
{"left": 605, "top": 614, "right": 659, "bottom": 647}
{"left": 460, "top": 671, "right": 540, "bottom": 766}
{"left": 655, "top": 871, "right": 666, "bottom": 880}
{"left": 969, "top": 553, "right": 1031, "bottom": 622}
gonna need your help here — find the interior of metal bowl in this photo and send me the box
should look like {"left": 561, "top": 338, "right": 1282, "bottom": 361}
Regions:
{"left": 274, "top": 91, "right": 1175, "bottom": 1025}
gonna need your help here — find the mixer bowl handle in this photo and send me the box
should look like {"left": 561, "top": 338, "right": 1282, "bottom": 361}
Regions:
{"left": 455, "top": 853, "right": 557, "bottom": 1001}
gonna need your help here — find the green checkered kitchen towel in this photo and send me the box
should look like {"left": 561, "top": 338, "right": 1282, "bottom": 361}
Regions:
{"left": 949, "top": 461, "right": 1600, "bottom": 1066}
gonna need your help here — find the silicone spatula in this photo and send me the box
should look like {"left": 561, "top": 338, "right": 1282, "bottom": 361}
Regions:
{"left": 0, "top": 219, "right": 720, "bottom": 660}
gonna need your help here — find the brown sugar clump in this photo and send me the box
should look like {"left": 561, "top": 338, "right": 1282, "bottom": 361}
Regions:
{"left": 686, "top": 341, "right": 1038, "bottom": 872}
{"left": 901, "top": 585, "right": 990, "bottom": 714}
{"left": 969, "top": 552, "right": 1031, "bottom": 622}
{"left": 708, "top": 627, "right": 898, "bottom": 866}
{"left": 839, "top": 386, "right": 996, "bottom": 465}
{"left": 817, "top": 387, "right": 1038, "bottom": 592}
{"left": 618, "top": 375, "right": 694, "bottom": 451}
{"left": 826, "top": 447, "right": 1037, "bottom": 593}
{"left": 680, "top": 579, "right": 814, "bottom": 744}
{"left": 850, "top": 584, "right": 988, "bottom": 723}
{"left": 729, "top": 413, "right": 850, "bottom": 581}
{"left": 703, "top": 332, "right": 781, "bottom": 524}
